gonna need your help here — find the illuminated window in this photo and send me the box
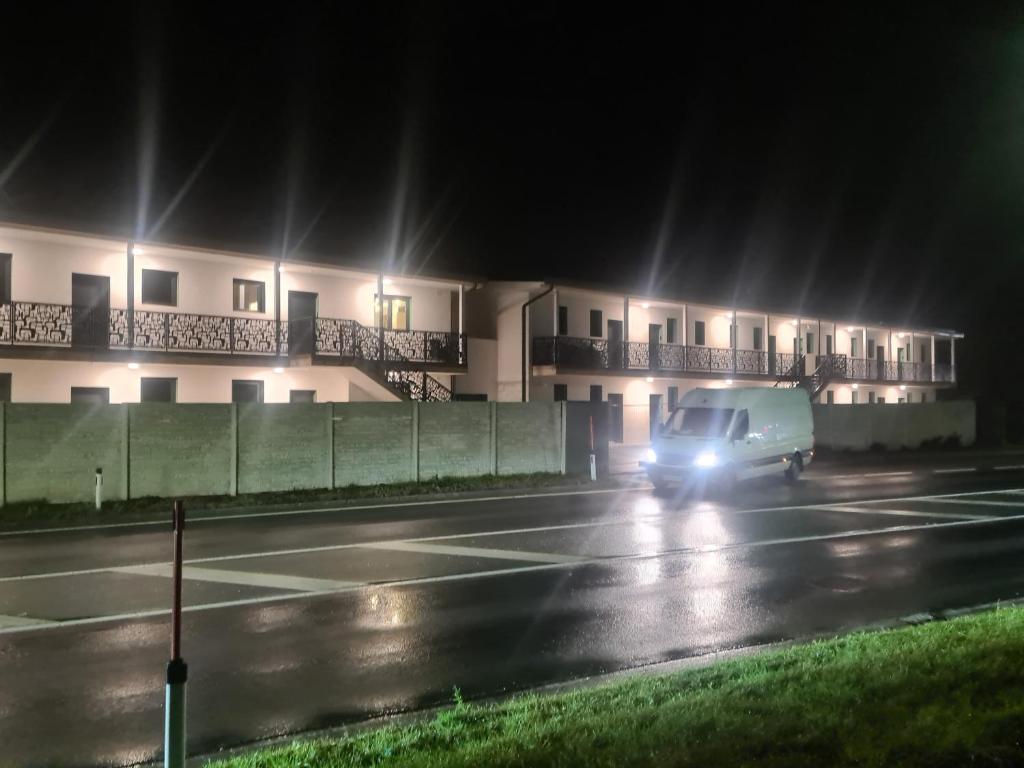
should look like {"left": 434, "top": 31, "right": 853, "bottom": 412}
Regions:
{"left": 374, "top": 295, "right": 410, "bottom": 330}
{"left": 233, "top": 279, "right": 265, "bottom": 312}
{"left": 694, "top": 320, "right": 705, "bottom": 346}
{"left": 666, "top": 317, "right": 677, "bottom": 344}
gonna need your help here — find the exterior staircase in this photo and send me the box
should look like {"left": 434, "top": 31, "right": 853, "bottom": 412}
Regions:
{"left": 314, "top": 317, "right": 455, "bottom": 402}
{"left": 775, "top": 353, "right": 844, "bottom": 402}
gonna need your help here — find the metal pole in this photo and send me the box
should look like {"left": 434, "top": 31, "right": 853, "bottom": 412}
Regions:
{"left": 377, "top": 272, "right": 385, "bottom": 362}
{"left": 165, "top": 500, "right": 187, "bottom": 768}
{"left": 94, "top": 468, "right": 103, "bottom": 511}
{"left": 274, "top": 260, "right": 281, "bottom": 357}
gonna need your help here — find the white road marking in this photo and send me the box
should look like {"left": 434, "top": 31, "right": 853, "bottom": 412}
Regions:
{"left": 862, "top": 471, "right": 914, "bottom": 478}
{"left": 822, "top": 505, "right": 993, "bottom": 521}
{"left": 0, "top": 614, "right": 55, "bottom": 629}
{"left": 359, "top": 540, "right": 586, "bottom": 564}
{"left": 0, "top": 485, "right": 652, "bottom": 537}
{"left": 110, "top": 564, "right": 360, "bottom": 592}
{"left": 809, "top": 471, "right": 914, "bottom": 480}
{"left": 7, "top": 486, "right": 1024, "bottom": 584}
{"left": 7, "top": 511, "right": 1024, "bottom": 636}
{"left": 995, "top": 465, "right": 1024, "bottom": 471}
{"left": 912, "top": 497, "right": 1024, "bottom": 509}
{"left": 933, "top": 467, "right": 977, "bottom": 474}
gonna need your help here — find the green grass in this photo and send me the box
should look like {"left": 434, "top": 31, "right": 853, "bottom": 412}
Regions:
{"left": 0, "top": 472, "right": 587, "bottom": 532}
{"left": 208, "top": 606, "right": 1024, "bottom": 768}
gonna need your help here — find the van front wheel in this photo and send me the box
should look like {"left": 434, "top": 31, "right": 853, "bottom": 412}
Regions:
{"left": 785, "top": 453, "right": 803, "bottom": 483}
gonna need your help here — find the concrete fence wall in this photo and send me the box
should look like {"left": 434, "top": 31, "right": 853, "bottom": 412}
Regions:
{"left": 0, "top": 401, "right": 567, "bottom": 504}
{"left": 812, "top": 401, "right": 976, "bottom": 451}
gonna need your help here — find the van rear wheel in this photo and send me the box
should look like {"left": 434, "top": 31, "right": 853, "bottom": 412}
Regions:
{"left": 785, "top": 453, "right": 803, "bottom": 483}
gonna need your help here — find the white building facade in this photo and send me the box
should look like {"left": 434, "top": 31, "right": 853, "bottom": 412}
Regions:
{"left": 0, "top": 225, "right": 962, "bottom": 437}
{"left": 458, "top": 282, "right": 961, "bottom": 447}
{"left": 0, "top": 224, "right": 471, "bottom": 404}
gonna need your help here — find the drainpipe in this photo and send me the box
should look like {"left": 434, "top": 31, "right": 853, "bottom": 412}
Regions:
{"left": 522, "top": 284, "right": 555, "bottom": 402}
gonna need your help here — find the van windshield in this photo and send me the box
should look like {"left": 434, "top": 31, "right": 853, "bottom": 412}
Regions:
{"left": 664, "top": 407, "right": 735, "bottom": 437}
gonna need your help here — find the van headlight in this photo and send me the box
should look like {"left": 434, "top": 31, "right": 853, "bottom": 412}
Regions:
{"left": 644, "top": 448, "right": 657, "bottom": 464}
{"left": 693, "top": 451, "right": 719, "bottom": 468}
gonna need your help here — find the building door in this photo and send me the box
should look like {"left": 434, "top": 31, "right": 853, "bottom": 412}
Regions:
{"left": 648, "top": 323, "right": 661, "bottom": 370}
{"left": 607, "top": 319, "right": 623, "bottom": 369}
{"left": 649, "top": 393, "right": 663, "bottom": 441}
{"left": 608, "top": 393, "right": 624, "bottom": 443}
{"left": 876, "top": 343, "right": 885, "bottom": 381}
{"left": 71, "top": 273, "right": 110, "bottom": 349}
{"left": 897, "top": 346, "right": 905, "bottom": 380}
{"left": 288, "top": 291, "right": 318, "bottom": 356}
{"left": 768, "top": 334, "right": 777, "bottom": 375}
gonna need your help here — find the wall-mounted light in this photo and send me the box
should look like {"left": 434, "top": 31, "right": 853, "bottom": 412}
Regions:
{"left": 127, "top": 362, "right": 139, "bottom": 370}
{"left": 383, "top": 277, "right": 393, "bottom": 286}
{"left": 846, "top": 326, "right": 856, "bottom": 332}
{"left": 852, "top": 383, "right": 859, "bottom": 390}
{"left": 640, "top": 302, "right": 650, "bottom": 309}
{"left": 725, "top": 379, "right": 733, "bottom": 385}
{"left": 645, "top": 376, "right": 654, "bottom": 383}
{"left": 897, "top": 332, "right": 906, "bottom": 338}
{"left": 277, "top": 265, "right": 284, "bottom": 273}
{"left": 900, "top": 384, "right": 907, "bottom": 391}
{"left": 273, "top": 367, "right": 284, "bottom": 374}
{"left": 131, "top": 246, "right": 143, "bottom": 256}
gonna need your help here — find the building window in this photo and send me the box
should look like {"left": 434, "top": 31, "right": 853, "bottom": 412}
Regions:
{"left": 374, "top": 294, "right": 410, "bottom": 330}
{"left": 752, "top": 327, "right": 763, "bottom": 351}
{"left": 867, "top": 339, "right": 875, "bottom": 359}
{"left": 589, "top": 309, "right": 603, "bottom": 338}
{"left": 806, "top": 332, "right": 815, "bottom": 355}
{"left": 554, "top": 384, "right": 568, "bottom": 402}
{"left": 851, "top": 391, "right": 858, "bottom": 404}
{"left": 232, "top": 380, "right": 264, "bottom": 403}
{"left": 666, "top": 317, "right": 677, "bottom": 344}
{"left": 826, "top": 334, "right": 833, "bottom": 355}
{"left": 233, "top": 279, "right": 265, "bottom": 312}
{"left": 289, "top": 389, "right": 316, "bottom": 403}
{"left": 71, "top": 387, "right": 109, "bottom": 405}
{"left": 141, "top": 269, "right": 178, "bottom": 306}
{"left": 141, "top": 377, "right": 177, "bottom": 403}
{"left": 667, "top": 385, "right": 678, "bottom": 411}
{"left": 878, "top": 397, "right": 886, "bottom": 404}
{"left": 558, "top": 306, "right": 568, "bottom": 336}
{"left": 590, "top": 384, "right": 603, "bottom": 402}
{"left": 920, "top": 343, "right": 927, "bottom": 362}
{"left": 851, "top": 337, "right": 859, "bottom": 358}
{"left": 694, "top": 320, "right": 706, "bottom": 346}
{"left": 826, "top": 390, "right": 834, "bottom": 404}
{"left": 0, "top": 372, "right": 10, "bottom": 402}
{"left": 0, "top": 253, "right": 10, "bottom": 304}
{"left": 867, "top": 392, "right": 876, "bottom": 404}
{"left": 921, "top": 391, "right": 928, "bottom": 403}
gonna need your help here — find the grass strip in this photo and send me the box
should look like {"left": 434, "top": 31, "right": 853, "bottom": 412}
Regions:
{"left": 0, "top": 472, "right": 588, "bottom": 532}
{"left": 207, "top": 605, "right": 1024, "bottom": 768}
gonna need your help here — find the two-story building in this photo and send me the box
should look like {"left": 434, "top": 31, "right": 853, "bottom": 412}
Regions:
{"left": 0, "top": 223, "right": 471, "bottom": 404}
{"left": 459, "top": 281, "right": 961, "bottom": 446}
{"left": 0, "top": 224, "right": 963, "bottom": 447}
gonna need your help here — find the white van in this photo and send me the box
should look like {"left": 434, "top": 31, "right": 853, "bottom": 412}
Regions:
{"left": 642, "top": 386, "right": 814, "bottom": 491}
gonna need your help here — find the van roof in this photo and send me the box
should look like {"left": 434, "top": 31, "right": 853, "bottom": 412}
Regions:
{"left": 678, "top": 386, "right": 810, "bottom": 409}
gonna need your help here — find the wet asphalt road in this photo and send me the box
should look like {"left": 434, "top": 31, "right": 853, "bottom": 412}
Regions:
{"left": 4, "top": 453, "right": 1024, "bottom": 766}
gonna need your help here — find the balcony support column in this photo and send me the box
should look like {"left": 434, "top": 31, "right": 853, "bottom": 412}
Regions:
{"left": 765, "top": 312, "right": 770, "bottom": 374}
{"left": 458, "top": 283, "right": 465, "bottom": 365}
{"left": 274, "top": 260, "right": 281, "bottom": 357}
{"left": 623, "top": 296, "right": 629, "bottom": 343}
{"left": 378, "top": 272, "right": 385, "bottom": 362}
{"left": 127, "top": 240, "right": 135, "bottom": 350}
{"left": 931, "top": 335, "right": 936, "bottom": 382}
{"left": 731, "top": 309, "right": 737, "bottom": 373}
{"left": 862, "top": 327, "right": 867, "bottom": 363}
{"left": 951, "top": 336, "right": 956, "bottom": 383}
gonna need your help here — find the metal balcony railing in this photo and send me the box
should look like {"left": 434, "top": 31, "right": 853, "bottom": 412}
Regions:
{"left": 0, "top": 302, "right": 467, "bottom": 368}
{"left": 532, "top": 337, "right": 955, "bottom": 383}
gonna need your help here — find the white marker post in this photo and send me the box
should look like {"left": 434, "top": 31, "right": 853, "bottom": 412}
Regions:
{"left": 588, "top": 415, "right": 597, "bottom": 482}
{"left": 164, "top": 500, "right": 187, "bottom": 768}
{"left": 94, "top": 468, "right": 103, "bottom": 511}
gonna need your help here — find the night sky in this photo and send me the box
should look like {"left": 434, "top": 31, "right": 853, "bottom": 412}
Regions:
{"left": 2, "top": 3, "right": 1023, "bottom": 402}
